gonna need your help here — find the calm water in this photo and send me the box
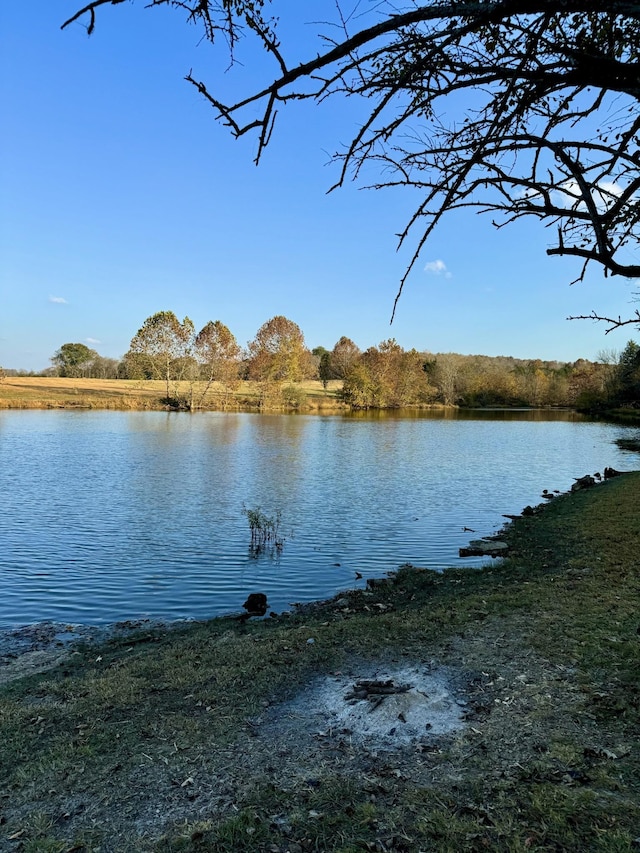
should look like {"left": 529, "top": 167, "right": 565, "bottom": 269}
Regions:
{"left": 0, "top": 409, "right": 636, "bottom": 628}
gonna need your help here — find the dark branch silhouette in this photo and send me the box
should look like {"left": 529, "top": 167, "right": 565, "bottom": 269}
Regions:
{"left": 567, "top": 309, "right": 640, "bottom": 332}
{"left": 63, "top": 1, "right": 640, "bottom": 326}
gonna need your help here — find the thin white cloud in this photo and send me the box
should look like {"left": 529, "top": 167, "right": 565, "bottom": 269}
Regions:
{"left": 525, "top": 179, "right": 630, "bottom": 214}
{"left": 49, "top": 295, "right": 68, "bottom": 304}
{"left": 86, "top": 337, "right": 101, "bottom": 345}
{"left": 598, "top": 180, "right": 624, "bottom": 199}
{"left": 424, "top": 259, "right": 452, "bottom": 279}
{"left": 555, "top": 179, "right": 627, "bottom": 214}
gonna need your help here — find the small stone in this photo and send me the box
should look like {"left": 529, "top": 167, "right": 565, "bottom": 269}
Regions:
{"left": 459, "top": 540, "right": 508, "bottom": 558}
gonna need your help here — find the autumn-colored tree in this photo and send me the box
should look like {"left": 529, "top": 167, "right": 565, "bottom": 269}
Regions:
{"left": 342, "top": 339, "right": 432, "bottom": 408}
{"left": 340, "top": 360, "right": 375, "bottom": 409}
{"left": 330, "top": 337, "right": 361, "bottom": 380}
{"left": 395, "top": 347, "right": 436, "bottom": 407}
{"left": 247, "top": 316, "right": 311, "bottom": 383}
{"left": 193, "top": 320, "right": 241, "bottom": 408}
{"left": 563, "top": 359, "right": 607, "bottom": 408}
{"left": 127, "top": 311, "right": 195, "bottom": 402}
{"left": 432, "top": 354, "right": 464, "bottom": 407}
{"left": 454, "top": 356, "right": 522, "bottom": 407}
{"left": 512, "top": 360, "right": 550, "bottom": 407}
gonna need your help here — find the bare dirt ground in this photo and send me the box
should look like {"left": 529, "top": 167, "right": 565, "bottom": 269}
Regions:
{"left": 237, "top": 620, "right": 599, "bottom": 802}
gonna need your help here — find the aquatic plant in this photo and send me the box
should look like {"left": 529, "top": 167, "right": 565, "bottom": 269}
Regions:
{"left": 242, "top": 504, "right": 285, "bottom": 553}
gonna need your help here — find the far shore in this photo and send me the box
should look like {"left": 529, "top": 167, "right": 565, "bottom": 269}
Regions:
{"left": 0, "top": 376, "right": 350, "bottom": 412}
{"left": 4, "top": 377, "right": 640, "bottom": 430}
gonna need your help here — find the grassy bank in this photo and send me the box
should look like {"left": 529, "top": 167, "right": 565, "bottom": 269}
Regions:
{"left": 0, "top": 378, "right": 347, "bottom": 413}
{"left": 1, "top": 474, "right": 639, "bottom": 851}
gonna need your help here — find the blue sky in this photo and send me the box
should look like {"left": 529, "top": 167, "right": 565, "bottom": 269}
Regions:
{"left": 1, "top": 2, "right": 638, "bottom": 372}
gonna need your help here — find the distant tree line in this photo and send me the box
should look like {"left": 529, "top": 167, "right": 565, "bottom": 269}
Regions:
{"left": 48, "top": 343, "right": 121, "bottom": 380}
{"left": 44, "top": 312, "right": 640, "bottom": 411}
{"left": 594, "top": 341, "right": 640, "bottom": 411}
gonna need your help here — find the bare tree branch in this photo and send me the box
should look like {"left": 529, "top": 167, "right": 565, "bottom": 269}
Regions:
{"left": 568, "top": 309, "right": 640, "bottom": 332}
{"left": 63, "top": 0, "right": 640, "bottom": 327}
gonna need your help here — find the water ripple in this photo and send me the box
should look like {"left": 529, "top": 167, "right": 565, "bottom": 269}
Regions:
{"left": 0, "top": 409, "right": 634, "bottom": 627}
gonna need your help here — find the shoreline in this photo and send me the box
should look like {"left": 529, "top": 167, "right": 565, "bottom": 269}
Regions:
{"left": 1, "top": 473, "right": 639, "bottom": 850}
{"left": 0, "top": 617, "right": 182, "bottom": 686}
{"left": 0, "top": 467, "right": 628, "bottom": 683}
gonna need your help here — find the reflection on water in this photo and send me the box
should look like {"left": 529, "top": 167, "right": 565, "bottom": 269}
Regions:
{"left": 0, "top": 409, "right": 635, "bottom": 628}
{"left": 343, "top": 407, "right": 590, "bottom": 421}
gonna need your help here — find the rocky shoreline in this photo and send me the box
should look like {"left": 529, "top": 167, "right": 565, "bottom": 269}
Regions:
{"left": 0, "top": 617, "right": 193, "bottom": 686}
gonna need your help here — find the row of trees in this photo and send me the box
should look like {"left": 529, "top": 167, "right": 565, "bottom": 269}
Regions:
{"left": 49, "top": 314, "right": 306, "bottom": 392}
{"left": 123, "top": 313, "right": 242, "bottom": 407}
{"left": 50, "top": 343, "right": 120, "bottom": 380}
{"left": 48, "top": 311, "right": 640, "bottom": 410}
{"left": 85, "top": 312, "right": 437, "bottom": 409}
{"left": 435, "top": 345, "right": 640, "bottom": 411}
{"left": 120, "top": 312, "right": 312, "bottom": 407}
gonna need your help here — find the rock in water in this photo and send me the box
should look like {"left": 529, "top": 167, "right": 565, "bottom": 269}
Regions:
{"left": 604, "top": 467, "right": 625, "bottom": 479}
{"left": 459, "top": 540, "right": 509, "bottom": 558}
{"left": 242, "top": 593, "right": 268, "bottom": 618}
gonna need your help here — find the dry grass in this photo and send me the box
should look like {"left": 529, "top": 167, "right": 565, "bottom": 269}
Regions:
{"left": 0, "top": 377, "right": 161, "bottom": 409}
{"left": 0, "top": 377, "right": 347, "bottom": 412}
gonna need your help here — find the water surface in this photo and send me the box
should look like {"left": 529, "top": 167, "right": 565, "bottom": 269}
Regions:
{"left": 0, "top": 409, "right": 635, "bottom": 627}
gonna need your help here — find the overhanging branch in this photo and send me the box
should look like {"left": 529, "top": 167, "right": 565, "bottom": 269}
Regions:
{"left": 63, "top": 0, "right": 640, "bottom": 326}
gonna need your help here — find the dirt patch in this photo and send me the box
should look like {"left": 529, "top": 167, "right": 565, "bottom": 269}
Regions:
{"left": 237, "top": 623, "right": 586, "bottom": 795}
{"left": 0, "top": 648, "right": 71, "bottom": 687}
{"left": 259, "top": 663, "right": 466, "bottom": 749}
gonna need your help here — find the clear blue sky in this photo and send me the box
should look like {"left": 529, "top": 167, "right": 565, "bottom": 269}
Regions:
{"left": 1, "top": 2, "right": 637, "bottom": 372}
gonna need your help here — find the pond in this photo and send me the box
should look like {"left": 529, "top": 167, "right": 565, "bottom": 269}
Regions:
{"left": 0, "top": 409, "right": 635, "bottom": 628}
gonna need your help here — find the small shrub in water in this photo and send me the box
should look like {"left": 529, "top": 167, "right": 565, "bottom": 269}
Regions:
{"left": 242, "top": 505, "right": 286, "bottom": 553}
